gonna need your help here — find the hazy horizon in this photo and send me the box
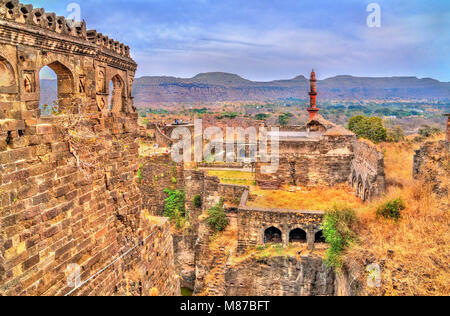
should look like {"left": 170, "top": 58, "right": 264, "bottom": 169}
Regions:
{"left": 31, "top": 0, "right": 450, "bottom": 82}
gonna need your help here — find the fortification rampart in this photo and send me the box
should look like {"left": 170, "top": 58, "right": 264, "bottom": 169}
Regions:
{"left": 138, "top": 153, "right": 184, "bottom": 216}
{"left": 413, "top": 140, "right": 449, "bottom": 198}
{"left": 0, "top": 1, "right": 179, "bottom": 296}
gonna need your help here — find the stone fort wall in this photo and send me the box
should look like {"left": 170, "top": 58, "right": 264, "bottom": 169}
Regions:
{"left": 413, "top": 140, "right": 449, "bottom": 198}
{"left": 225, "top": 256, "right": 335, "bottom": 296}
{"left": 138, "top": 153, "right": 184, "bottom": 217}
{"left": 350, "top": 141, "right": 386, "bottom": 201}
{"left": 256, "top": 135, "right": 386, "bottom": 201}
{"left": 0, "top": 1, "right": 179, "bottom": 296}
{"left": 256, "top": 134, "right": 355, "bottom": 189}
{"left": 236, "top": 205, "right": 324, "bottom": 254}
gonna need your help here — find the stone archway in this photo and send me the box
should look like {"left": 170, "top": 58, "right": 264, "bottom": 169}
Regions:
{"left": 289, "top": 228, "right": 307, "bottom": 243}
{"left": 357, "top": 175, "right": 363, "bottom": 198}
{"left": 351, "top": 170, "right": 357, "bottom": 190}
{"left": 39, "top": 60, "right": 74, "bottom": 114}
{"left": 264, "top": 226, "right": 282, "bottom": 244}
{"left": 109, "top": 74, "right": 125, "bottom": 112}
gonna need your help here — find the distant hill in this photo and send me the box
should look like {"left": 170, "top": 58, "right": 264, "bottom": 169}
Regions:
{"left": 132, "top": 72, "right": 450, "bottom": 107}
{"left": 39, "top": 79, "right": 57, "bottom": 107}
{"left": 39, "top": 72, "right": 450, "bottom": 107}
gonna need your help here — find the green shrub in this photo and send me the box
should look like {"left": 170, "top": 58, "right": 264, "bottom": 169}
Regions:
{"left": 348, "top": 115, "right": 387, "bottom": 143}
{"left": 387, "top": 125, "right": 405, "bottom": 142}
{"left": 206, "top": 199, "right": 229, "bottom": 233}
{"left": 171, "top": 177, "right": 177, "bottom": 184}
{"left": 418, "top": 125, "right": 442, "bottom": 138}
{"left": 278, "top": 112, "right": 293, "bottom": 126}
{"left": 255, "top": 113, "right": 270, "bottom": 121}
{"left": 164, "top": 189, "right": 186, "bottom": 228}
{"left": 137, "top": 165, "right": 143, "bottom": 183}
{"left": 376, "top": 198, "right": 405, "bottom": 222}
{"left": 322, "top": 207, "right": 358, "bottom": 269}
{"left": 193, "top": 195, "right": 202, "bottom": 208}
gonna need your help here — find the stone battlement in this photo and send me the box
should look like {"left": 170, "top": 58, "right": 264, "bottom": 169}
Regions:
{"left": 0, "top": 0, "right": 134, "bottom": 64}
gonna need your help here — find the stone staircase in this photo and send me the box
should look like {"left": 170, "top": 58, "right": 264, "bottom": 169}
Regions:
{"left": 203, "top": 246, "right": 228, "bottom": 296}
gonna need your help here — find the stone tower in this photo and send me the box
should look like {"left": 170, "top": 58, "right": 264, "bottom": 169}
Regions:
{"left": 307, "top": 70, "right": 320, "bottom": 120}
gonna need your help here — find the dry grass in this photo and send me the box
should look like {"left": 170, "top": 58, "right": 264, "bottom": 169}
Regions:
{"left": 248, "top": 185, "right": 362, "bottom": 210}
{"left": 206, "top": 170, "right": 255, "bottom": 186}
{"left": 344, "top": 135, "right": 450, "bottom": 296}
{"left": 208, "top": 224, "right": 238, "bottom": 253}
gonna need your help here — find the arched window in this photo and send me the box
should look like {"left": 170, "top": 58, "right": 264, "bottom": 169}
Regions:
{"left": 264, "top": 226, "right": 282, "bottom": 244}
{"left": 357, "top": 176, "right": 363, "bottom": 198}
{"left": 289, "top": 228, "right": 307, "bottom": 243}
{"left": 108, "top": 75, "right": 125, "bottom": 112}
{"left": 39, "top": 61, "right": 74, "bottom": 116}
{"left": 363, "top": 188, "right": 370, "bottom": 202}
{"left": 39, "top": 66, "right": 57, "bottom": 116}
{"left": 315, "top": 230, "right": 326, "bottom": 243}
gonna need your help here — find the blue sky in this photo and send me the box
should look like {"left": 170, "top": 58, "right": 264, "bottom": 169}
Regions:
{"left": 29, "top": 0, "right": 450, "bottom": 81}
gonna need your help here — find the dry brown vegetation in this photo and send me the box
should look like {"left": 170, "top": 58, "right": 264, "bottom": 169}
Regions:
{"left": 206, "top": 170, "right": 362, "bottom": 210}
{"left": 202, "top": 136, "right": 449, "bottom": 295}
{"left": 345, "top": 135, "right": 449, "bottom": 296}
{"left": 248, "top": 186, "right": 362, "bottom": 210}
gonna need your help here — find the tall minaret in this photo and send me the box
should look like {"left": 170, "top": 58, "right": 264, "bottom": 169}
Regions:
{"left": 307, "top": 70, "right": 320, "bottom": 120}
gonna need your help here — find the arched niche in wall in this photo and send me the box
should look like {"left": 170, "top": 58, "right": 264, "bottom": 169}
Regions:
{"left": 0, "top": 56, "right": 17, "bottom": 92}
{"left": 39, "top": 61, "right": 74, "bottom": 115}
{"left": 108, "top": 74, "right": 125, "bottom": 112}
{"left": 314, "top": 230, "right": 326, "bottom": 243}
{"left": 264, "top": 226, "right": 282, "bottom": 244}
{"left": 289, "top": 228, "right": 307, "bottom": 243}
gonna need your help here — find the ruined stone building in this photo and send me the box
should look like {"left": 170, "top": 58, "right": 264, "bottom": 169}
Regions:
{"left": 0, "top": 0, "right": 179, "bottom": 296}
{"left": 413, "top": 114, "right": 450, "bottom": 198}
{"left": 256, "top": 71, "right": 386, "bottom": 202}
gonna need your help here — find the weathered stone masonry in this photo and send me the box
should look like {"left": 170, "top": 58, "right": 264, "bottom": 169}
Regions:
{"left": 350, "top": 141, "right": 386, "bottom": 201}
{"left": 0, "top": 1, "right": 179, "bottom": 296}
{"left": 256, "top": 118, "right": 386, "bottom": 201}
{"left": 237, "top": 193, "right": 324, "bottom": 255}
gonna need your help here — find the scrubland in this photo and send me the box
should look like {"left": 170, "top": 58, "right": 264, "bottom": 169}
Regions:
{"left": 345, "top": 135, "right": 449, "bottom": 296}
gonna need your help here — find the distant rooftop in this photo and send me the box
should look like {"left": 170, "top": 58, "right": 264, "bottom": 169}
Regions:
{"left": 267, "top": 131, "right": 322, "bottom": 141}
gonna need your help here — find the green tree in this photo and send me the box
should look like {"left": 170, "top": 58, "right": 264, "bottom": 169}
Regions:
{"left": 164, "top": 189, "right": 186, "bottom": 228}
{"left": 278, "top": 112, "right": 293, "bottom": 126}
{"left": 255, "top": 113, "right": 270, "bottom": 121}
{"left": 206, "top": 199, "right": 229, "bottom": 233}
{"left": 348, "top": 115, "right": 387, "bottom": 143}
